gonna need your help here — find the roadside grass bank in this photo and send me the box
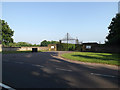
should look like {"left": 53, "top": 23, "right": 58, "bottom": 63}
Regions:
{"left": 2, "top": 50, "right": 48, "bottom": 54}
{"left": 61, "top": 52, "right": 120, "bottom": 66}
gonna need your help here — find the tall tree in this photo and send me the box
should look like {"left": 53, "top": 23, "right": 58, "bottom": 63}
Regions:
{"left": 0, "top": 19, "right": 14, "bottom": 46}
{"left": 40, "top": 40, "right": 58, "bottom": 46}
{"left": 41, "top": 40, "right": 49, "bottom": 46}
{"left": 106, "top": 13, "right": 120, "bottom": 46}
{"left": 16, "top": 42, "right": 32, "bottom": 47}
{"left": 0, "top": 20, "right": 2, "bottom": 44}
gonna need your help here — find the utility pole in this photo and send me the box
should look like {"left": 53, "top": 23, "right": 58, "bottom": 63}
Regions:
{"left": 60, "top": 33, "right": 76, "bottom": 51}
{"left": 76, "top": 37, "right": 79, "bottom": 44}
{"left": 67, "top": 33, "right": 68, "bottom": 51}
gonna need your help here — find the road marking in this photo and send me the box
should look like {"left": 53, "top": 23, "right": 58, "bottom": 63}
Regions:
{"left": 3, "top": 60, "right": 9, "bottom": 62}
{"left": 88, "top": 66, "right": 95, "bottom": 69}
{"left": 14, "top": 62, "right": 24, "bottom": 64}
{"left": 91, "top": 73, "right": 117, "bottom": 78}
{"left": 32, "top": 64, "right": 44, "bottom": 68}
{"left": 0, "top": 83, "right": 15, "bottom": 90}
{"left": 56, "top": 68, "right": 72, "bottom": 72}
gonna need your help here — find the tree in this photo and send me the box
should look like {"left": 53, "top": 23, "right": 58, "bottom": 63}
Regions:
{"left": 6, "top": 42, "right": 40, "bottom": 47}
{"left": 40, "top": 40, "right": 49, "bottom": 46}
{"left": 40, "top": 40, "right": 58, "bottom": 46}
{"left": 106, "top": 13, "right": 120, "bottom": 46}
{"left": 0, "top": 19, "right": 14, "bottom": 46}
{"left": 16, "top": 42, "right": 32, "bottom": 47}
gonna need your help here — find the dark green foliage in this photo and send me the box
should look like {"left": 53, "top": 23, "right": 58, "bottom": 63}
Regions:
{"left": 0, "top": 19, "right": 14, "bottom": 46}
{"left": 14, "top": 42, "right": 32, "bottom": 47}
{"left": 40, "top": 40, "right": 58, "bottom": 46}
{"left": 57, "top": 43, "right": 82, "bottom": 51}
{"left": 75, "top": 44, "right": 82, "bottom": 51}
{"left": 5, "top": 42, "right": 40, "bottom": 47}
{"left": 40, "top": 40, "right": 48, "bottom": 46}
{"left": 57, "top": 43, "right": 76, "bottom": 51}
{"left": 106, "top": 13, "right": 120, "bottom": 46}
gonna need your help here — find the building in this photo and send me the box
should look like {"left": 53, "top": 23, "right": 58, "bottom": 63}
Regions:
{"left": 48, "top": 44, "right": 57, "bottom": 51}
{"left": 81, "top": 42, "right": 98, "bottom": 52}
{"left": 48, "top": 42, "right": 98, "bottom": 52}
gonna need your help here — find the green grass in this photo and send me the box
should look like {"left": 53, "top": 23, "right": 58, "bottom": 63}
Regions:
{"left": 61, "top": 52, "right": 120, "bottom": 66}
{"left": 40, "top": 50, "right": 49, "bottom": 52}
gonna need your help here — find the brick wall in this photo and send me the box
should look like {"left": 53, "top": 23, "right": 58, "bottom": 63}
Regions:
{"left": 95, "top": 46, "right": 120, "bottom": 53}
{"left": 0, "top": 44, "right": 2, "bottom": 52}
{"left": 2, "top": 47, "right": 49, "bottom": 51}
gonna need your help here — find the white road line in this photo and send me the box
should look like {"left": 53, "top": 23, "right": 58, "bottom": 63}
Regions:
{"left": 32, "top": 64, "right": 44, "bottom": 68}
{"left": 56, "top": 68, "right": 72, "bottom": 72}
{"left": 0, "top": 83, "right": 15, "bottom": 90}
{"left": 3, "top": 60, "right": 9, "bottom": 62}
{"left": 91, "top": 73, "right": 117, "bottom": 78}
{"left": 88, "top": 67, "right": 95, "bottom": 69}
{"left": 14, "top": 62, "right": 24, "bottom": 64}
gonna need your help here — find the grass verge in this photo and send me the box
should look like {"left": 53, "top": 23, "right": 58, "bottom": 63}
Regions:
{"left": 61, "top": 52, "right": 120, "bottom": 66}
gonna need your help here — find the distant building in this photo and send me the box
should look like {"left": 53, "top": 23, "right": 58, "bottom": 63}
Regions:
{"left": 48, "top": 44, "right": 57, "bottom": 51}
{"left": 48, "top": 42, "right": 99, "bottom": 52}
{"left": 81, "top": 42, "right": 98, "bottom": 52}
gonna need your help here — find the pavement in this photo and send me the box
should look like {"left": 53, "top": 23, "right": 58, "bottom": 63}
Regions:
{"left": 1, "top": 51, "right": 119, "bottom": 88}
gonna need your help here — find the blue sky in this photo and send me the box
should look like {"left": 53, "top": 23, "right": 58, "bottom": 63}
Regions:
{"left": 2, "top": 2, "right": 118, "bottom": 44}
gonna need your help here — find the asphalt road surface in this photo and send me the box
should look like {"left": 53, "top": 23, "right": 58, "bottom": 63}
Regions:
{"left": 2, "top": 51, "right": 119, "bottom": 88}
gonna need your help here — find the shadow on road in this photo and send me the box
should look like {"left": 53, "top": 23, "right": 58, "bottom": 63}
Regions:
{"left": 2, "top": 52, "right": 119, "bottom": 88}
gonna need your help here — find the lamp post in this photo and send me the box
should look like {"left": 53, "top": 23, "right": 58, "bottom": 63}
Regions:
{"left": 67, "top": 33, "right": 68, "bottom": 51}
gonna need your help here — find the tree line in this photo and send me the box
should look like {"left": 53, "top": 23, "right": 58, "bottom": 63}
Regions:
{"left": 0, "top": 19, "right": 58, "bottom": 47}
{"left": 4, "top": 40, "right": 58, "bottom": 47}
{"left": 0, "top": 13, "right": 120, "bottom": 47}
{"left": 105, "top": 13, "right": 120, "bottom": 46}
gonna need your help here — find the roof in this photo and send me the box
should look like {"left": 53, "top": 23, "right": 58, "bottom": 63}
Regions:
{"left": 82, "top": 42, "right": 98, "bottom": 45}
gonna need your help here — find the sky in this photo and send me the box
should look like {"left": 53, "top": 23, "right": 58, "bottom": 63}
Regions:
{"left": 2, "top": 2, "right": 118, "bottom": 44}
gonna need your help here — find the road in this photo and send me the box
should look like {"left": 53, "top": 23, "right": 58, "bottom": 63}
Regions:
{"left": 2, "top": 51, "right": 119, "bottom": 88}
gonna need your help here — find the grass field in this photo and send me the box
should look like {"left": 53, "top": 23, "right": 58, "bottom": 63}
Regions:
{"left": 61, "top": 52, "right": 120, "bottom": 66}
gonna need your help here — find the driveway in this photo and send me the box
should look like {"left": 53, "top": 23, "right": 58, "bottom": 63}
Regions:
{"left": 2, "top": 51, "right": 119, "bottom": 88}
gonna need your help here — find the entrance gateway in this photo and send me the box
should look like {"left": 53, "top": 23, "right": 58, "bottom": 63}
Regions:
{"left": 48, "top": 44, "right": 57, "bottom": 51}
{"left": 48, "top": 33, "right": 79, "bottom": 51}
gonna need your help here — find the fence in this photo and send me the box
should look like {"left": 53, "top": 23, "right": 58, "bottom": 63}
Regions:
{"left": 1, "top": 44, "right": 120, "bottom": 53}
{"left": 95, "top": 46, "right": 120, "bottom": 53}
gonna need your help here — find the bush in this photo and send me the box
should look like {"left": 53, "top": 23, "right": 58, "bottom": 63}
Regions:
{"left": 57, "top": 43, "right": 76, "bottom": 51}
